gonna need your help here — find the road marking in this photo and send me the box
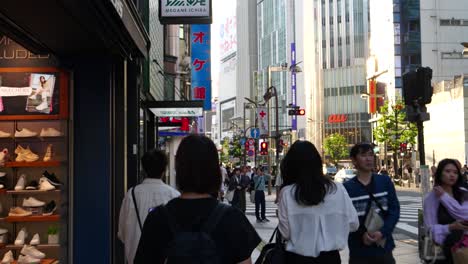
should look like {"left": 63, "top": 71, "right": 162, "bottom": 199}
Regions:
{"left": 396, "top": 223, "right": 418, "bottom": 234}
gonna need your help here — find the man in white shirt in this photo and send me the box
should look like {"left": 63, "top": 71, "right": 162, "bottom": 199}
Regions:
{"left": 118, "top": 150, "right": 180, "bottom": 264}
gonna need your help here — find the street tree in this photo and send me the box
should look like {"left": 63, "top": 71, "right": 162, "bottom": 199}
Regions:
{"left": 323, "top": 133, "right": 349, "bottom": 166}
{"left": 373, "top": 100, "right": 417, "bottom": 179}
{"left": 219, "top": 137, "right": 230, "bottom": 165}
{"left": 228, "top": 135, "right": 243, "bottom": 167}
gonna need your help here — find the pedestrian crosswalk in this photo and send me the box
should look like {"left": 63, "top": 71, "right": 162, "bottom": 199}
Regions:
{"left": 396, "top": 195, "right": 422, "bottom": 235}
{"left": 246, "top": 200, "right": 278, "bottom": 218}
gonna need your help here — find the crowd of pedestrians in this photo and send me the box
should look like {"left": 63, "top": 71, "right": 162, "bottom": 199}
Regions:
{"left": 117, "top": 135, "right": 468, "bottom": 264}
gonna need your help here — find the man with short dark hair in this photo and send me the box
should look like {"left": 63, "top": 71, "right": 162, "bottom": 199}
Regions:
{"left": 343, "top": 143, "right": 400, "bottom": 264}
{"left": 229, "top": 168, "right": 250, "bottom": 213}
{"left": 118, "top": 150, "right": 180, "bottom": 264}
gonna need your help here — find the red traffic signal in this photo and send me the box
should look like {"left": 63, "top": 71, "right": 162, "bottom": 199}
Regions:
{"left": 260, "top": 142, "right": 268, "bottom": 155}
{"left": 399, "top": 143, "right": 407, "bottom": 153}
{"left": 288, "top": 108, "right": 306, "bottom": 116}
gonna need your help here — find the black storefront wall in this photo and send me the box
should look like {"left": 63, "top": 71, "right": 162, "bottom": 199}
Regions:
{"left": 0, "top": 0, "right": 149, "bottom": 263}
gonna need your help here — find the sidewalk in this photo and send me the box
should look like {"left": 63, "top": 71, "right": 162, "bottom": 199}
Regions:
{"left": 247, "top": 194, "right": 420, "bottom": 264}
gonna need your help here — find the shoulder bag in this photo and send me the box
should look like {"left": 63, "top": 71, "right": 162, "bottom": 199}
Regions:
{"left": 255, "top": 227, "right": 286, "bottom": 264}
{"left": 131, "top": 187, "right": 143, "bottom": 231}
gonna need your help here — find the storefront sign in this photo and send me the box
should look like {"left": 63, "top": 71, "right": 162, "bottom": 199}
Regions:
{"left": 150, "top": 107, "right": 203, "bottom": 117}
{"left": 191, "top": 24, "right": 211, "bottom": 110}
{"left": 159, "top": 0, "right": 212, "bottom": 24}
{"left": 291, "top": 43, "right": 297, "bottom": 130}
{"left": 369, "top": 79, "right": 377, "bottom": 113}
{"left": 328, "top": 114, "right": 348, "bottom": 123}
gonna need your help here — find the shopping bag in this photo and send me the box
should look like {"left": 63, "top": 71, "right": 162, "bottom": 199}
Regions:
{"left": 422, "top": 229, "right": 445, "bottom": 263}
{"left": 225, "top": 190, "right": 234, "bottom": 202}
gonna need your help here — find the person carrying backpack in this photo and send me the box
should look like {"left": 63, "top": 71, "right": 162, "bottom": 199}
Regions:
{"left": 134, "top": 135, "right": 261, "bottom": 264}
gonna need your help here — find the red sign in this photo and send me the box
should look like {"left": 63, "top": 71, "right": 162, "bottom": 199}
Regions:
{"left": 369, "top": 79, "right": 377, "bottom": 113}
{"left": 328, "top": 114, "right": 348, "bottom": 123}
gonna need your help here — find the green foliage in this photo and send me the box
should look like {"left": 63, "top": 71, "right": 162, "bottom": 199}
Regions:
{"left": 219, "top": 137, "right": 230, "bottom": 165}
{"left": 228, "top": 135, "right": 243, "bottom": 166}
{"left": 373, "top": 100, "right": 418, "bottom": 151}
{"left": 323, "top": 133, "right": 349, "bottom": 165}
{"left": 48, "top": 225, "right": 59, "bottom": 235}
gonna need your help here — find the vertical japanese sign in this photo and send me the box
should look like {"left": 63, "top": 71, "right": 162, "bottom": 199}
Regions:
{"left": 257, "top": 107, "right": 268, "bottom": 136}
{"left": 291, "top": 43, "right": 297, "bottom": 130}
{"left": 369, "top": 79, "right": 377, "bottom": 113}
{"left": 191, "top": 24, "right": 211, "bottom": 110}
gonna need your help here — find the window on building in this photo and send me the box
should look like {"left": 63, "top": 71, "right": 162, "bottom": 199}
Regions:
{"left": 338, "top": 58, "right": 342, "bottom": 67}
{"left": 394, "top": 13, "right": 400, "bottom": 23}
{"left": 338, "top": 37, "right": 342, "bottom": 46}
{"left": 330, "top": 16, "right": 334, "bottom": 25}
{"left": 338, "top": 16, "right": 342, "bottom": 23}
{"left": 323, "top": 61, "right": 327, "bottom": 69}
{"left": 346, "top": 13, "right": 350, "bottom": 22}
{"left": 395, "top": 45, "right": 401, "bottom": 55}
{"left": 179, "top": 25, "right": 185, "bottom": 40}
{"left": 409, "top": 55, "right": 421, "bottom": 64}
{"left": 395, "top": 77, "right": 402, "bottom": 88}
{"left": 408, "top": 21, "right": 419, "bottom": 32}
{"left": 322, "top": 17, "right": 326, "bottom": 26}
{"left": 330, "top": 37, "right": 334, "bottom": 47}
{"left": 346, "top": 35, "right": 350, "bottom": 45}
{"left": 346, "top": 58, "right": 351, "bottom": 66}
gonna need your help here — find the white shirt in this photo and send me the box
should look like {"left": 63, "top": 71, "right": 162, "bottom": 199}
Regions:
{"left": 118, "top": 178, "right": 180, "bottom": 264}
{"left": 278, "top": 183, "right": 359, "bottom": 257}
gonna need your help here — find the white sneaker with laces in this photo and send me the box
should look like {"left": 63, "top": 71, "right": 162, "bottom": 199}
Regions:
{"left": 0, "top": 131, "right": 10, "bottom": 138}
{"left": 29, "top": 234, "right": 40, "bottom": 246}
{"left": 35, "top": 101, "right": 48, "bottom": 111}
{"left": 17, "top": 254, "right": 41, "bottom": 264}
{"left": 40, "top": 128, "right": 62, "bottom": 137}
{"left": 14, "top": 128, "right": 37, "bottom": 138}
{"left": 22, "top": 197, "right": 46, "bottom": 207}
{"left": 39, "top": 177, "right": 55, "bottom": 191}
{"left": 14, "top": 228, "right": 28, "bottom": 246}
{"left": 15, "top": 174, "right": 26, "bottom": 191}
{"left": 20, "top": 245, "right": 45, "bottom": 259}
{"left": 1, "top": 250, "right": 13, "bottom": 264}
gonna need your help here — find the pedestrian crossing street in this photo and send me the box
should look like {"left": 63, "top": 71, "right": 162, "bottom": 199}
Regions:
{"left": 246, "top": 200, "right": 278, "bottom": 218}
{"left": 245, "top": 195, "right": 423, "bottom": 236}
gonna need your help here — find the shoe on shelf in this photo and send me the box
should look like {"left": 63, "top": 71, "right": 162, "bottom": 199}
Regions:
{"left": 22, "top": 197, "right": 46, "bottom": 207}
{"left": 39, "top": 128, "right": 62, "bottom": 137}
{"left": 39, "top": 177, "right": 55, "bottom": 191}
{"left": 0, "top": 149, "right": 8, "bottom": 165}
{"left": 18, "top": 254, "right": 41, "bottom": 264}
{"left": 25, "top": 180, "right": 39, "bottom": 190}
{"left": 43, "top": 144, "right": 53, "bottom": 162}
{"left": 14, "top": 128, "right": 37, "bottom": 138}
{"left": 29, "top": 234, "right": 40, "bottom": 246}
{"left": 1, "top": 250, "right": 13, "bottom": 264}
{"left": 9, "top": 207, "right": 32, "bottom": 217}
{"left": 15, "top": 174, "right": 26, "bottom": 191}
{"left": 43, "top": 171, "right": 61, "bottom": 186}
{"left": 43, "top": 200, "right": 56, "bottom": 216}
{"left": 28, "top": 94, "right": 37, "bottom": 100}
{"left": 0, "top": 228, "right": 7, "bottom": 236}
{"left": 0, "top": 130, "right": 11, "bottom": 138}
{"left": 14, "top": 228, "right": 28, "bottom": 246}
{"left": 0, "top": 172, "right": 6, "bottom": 189}
{"left": 0, "top": 228, "right": 7, "bottom": 244}
{"left": 15, "top": 145, "right": 39, "bottom": 162}
{"left": 20, "top": 245, "right": 45, "bottom": 259}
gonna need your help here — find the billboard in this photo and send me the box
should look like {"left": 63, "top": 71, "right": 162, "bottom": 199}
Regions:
{"left": 159, "top": 0, "right": 212, "bottom": 24}
{"left": 191, "top": 24, "right": 211, "bottom": 110}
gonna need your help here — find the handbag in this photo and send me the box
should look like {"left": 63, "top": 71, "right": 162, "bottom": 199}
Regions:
{"left": 225, "top": 190, "right": 234, "bottom": 202}
{"left": 422, "top": 228, "right": 445, "bottom": 263}
{"left": 452, "top": 234, "right": 468, "bottom": 264}
{"left": 131, "top": 187, "right": 143, "bottom": 231}
{"left": 255, "top": 227, "right": 286, "bottom": 264}
{"left": 250, "top": 177, "right": 263, "bottom": 203}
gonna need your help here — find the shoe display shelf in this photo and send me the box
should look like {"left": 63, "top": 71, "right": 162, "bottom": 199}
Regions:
{"left": 0, "top": 120, "right": 67, "bottom": 262}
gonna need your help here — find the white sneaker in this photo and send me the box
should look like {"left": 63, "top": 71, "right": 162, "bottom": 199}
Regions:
{"left": 22, "top": 197, "right": 46, "bottom": 207}
{"left": 35, "top": 101, "right": 48, "bottom": 111}
{"left": 1, "top": 250, "right": 13, "bottom": 264}
{"left": 14, "top": 228, "right": 28, "bottom": 246}
{"left": 29, "top": 233, "right": 40, "bottom": 246}
{"left": 39, "top": 177, "right": 55, "bottom": 191}
{"left": 20, "top": 245, "right": 45, "bottom": 259}
{"left": 28, "top": 94, "right": 37, "bottom": 100}
{"left": 15, "top": 174, "right": 26, "bottom": 191}
{"left": 40, "top": 128, "right": 62, "bottom": 137}
{"left": 14, "top": 128, "right": 37, "bottom": 138}
{"left": 15, "top": 146, "right": 39, "bottom": 162}
{"left": 17, "top": 254, "right": 41, "bottom": 264}
{"left": 0, "top": 131, "right": 10, "bottom": 138}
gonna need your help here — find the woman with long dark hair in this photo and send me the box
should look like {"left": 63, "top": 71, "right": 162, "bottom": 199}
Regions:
{"left": 424, "top": 159, "right": 468, "bottom": 264}
{"left": 278, "top": 141, "right": 359, "bottom": 263}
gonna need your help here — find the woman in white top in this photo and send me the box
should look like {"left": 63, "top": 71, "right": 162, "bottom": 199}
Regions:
{"left": 278, "top": 141, "right": 359, "bottom": 263}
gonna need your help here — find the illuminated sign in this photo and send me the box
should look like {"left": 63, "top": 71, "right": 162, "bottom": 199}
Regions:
{"left": 150, "top": 107, "right": 203, "bottom": 117}
{"left": 328, "top": 114, "right": 348, "bottom": 123}
{"left": 159, "top": 0, "right": 212, "bottom": 24}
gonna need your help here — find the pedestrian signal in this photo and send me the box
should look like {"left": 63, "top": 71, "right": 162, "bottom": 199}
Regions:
{"left": 288, "top": 109, "right": 306, "bottom": 116}
{"left": 260, "top": 142, "right": 268, "bottom": 155}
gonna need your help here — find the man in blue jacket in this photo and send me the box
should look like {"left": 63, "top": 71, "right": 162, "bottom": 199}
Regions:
{"left": 343, "top": 143, "right": 400, "bottom": 264}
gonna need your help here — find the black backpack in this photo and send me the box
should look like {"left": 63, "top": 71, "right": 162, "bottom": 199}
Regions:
{"left": 160, "top": 203, "right": 228, "bottom": 264}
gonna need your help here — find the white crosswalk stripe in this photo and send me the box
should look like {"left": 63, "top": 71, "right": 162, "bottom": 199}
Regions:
{"left": 246, "top": 201, "right": 278, "bottom": 217}
{"left": 396, "top": 195, "right": 422, "bottom": 235}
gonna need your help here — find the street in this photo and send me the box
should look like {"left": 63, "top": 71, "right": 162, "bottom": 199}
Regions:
{"left": 245, "top": 189, "right": 421, "bottom": 263}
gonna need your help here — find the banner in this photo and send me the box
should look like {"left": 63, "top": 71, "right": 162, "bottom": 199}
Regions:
{"left": 257, "top": 107, "right": 268, "bottom": 136}
{"left": 291, "top": 43, "right": 297, "bottom": 130}
{"left": 191, "top": 24, "right": 211, "bottom": 110}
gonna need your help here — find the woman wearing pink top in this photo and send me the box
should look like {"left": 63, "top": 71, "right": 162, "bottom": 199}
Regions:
{"left": 424, "top": 159, "right": 468, "bottom": 264}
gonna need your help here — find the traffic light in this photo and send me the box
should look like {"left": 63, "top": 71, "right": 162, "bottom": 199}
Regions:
{"left": 399, "top": 143, "right": 407, "bottom": 153}
{"left": 288, "top": 109, "right": 306, "bottom": 116}
{"left": 260, "top": 142, "right": 268, "bottom": 155}
{"left": 402, "top": 67, "right": 433, "bottom": 106}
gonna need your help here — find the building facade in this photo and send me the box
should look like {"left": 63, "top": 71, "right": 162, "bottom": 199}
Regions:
{"left": 316, "top": 0, "right": 372, "bottom": 146}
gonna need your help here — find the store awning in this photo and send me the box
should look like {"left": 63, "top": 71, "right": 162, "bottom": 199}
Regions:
{"left": 0, "top": 0, "right": 149, "bottom": 58}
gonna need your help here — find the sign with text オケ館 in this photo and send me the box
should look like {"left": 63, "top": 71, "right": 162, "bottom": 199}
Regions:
{"left": 191, "top": 24, "right": 211, "bottom": 110}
